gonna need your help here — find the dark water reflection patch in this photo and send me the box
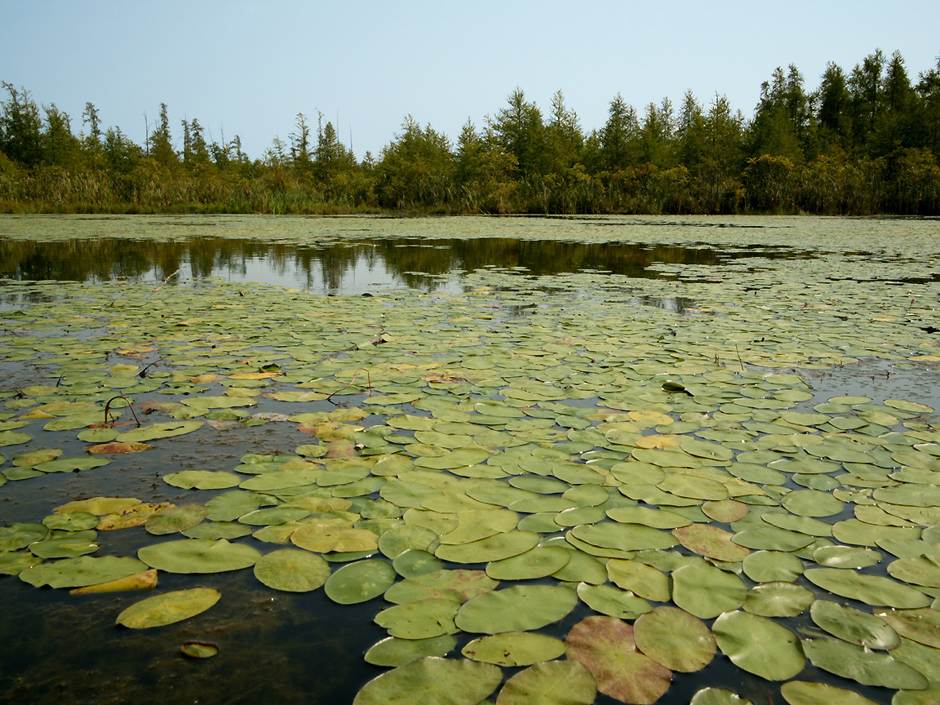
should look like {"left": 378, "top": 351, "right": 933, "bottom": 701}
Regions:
{"left": 0, "top": 236, "right": 812, "bottom": 295}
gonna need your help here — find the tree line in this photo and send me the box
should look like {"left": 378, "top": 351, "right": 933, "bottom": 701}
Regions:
{"left": 1, "top": 49, "right": 939, "bottom": 215}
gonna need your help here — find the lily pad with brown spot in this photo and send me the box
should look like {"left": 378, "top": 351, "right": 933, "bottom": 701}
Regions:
{"left": 565, "top": 615, "right": 672, "bottom": 705}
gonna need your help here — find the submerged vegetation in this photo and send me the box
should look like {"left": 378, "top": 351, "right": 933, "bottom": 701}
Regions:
{"left": 0, "top": 216, "right": 939, "bottom": 703}
{"left": 2, "top": 49, "right": 940, "bottom": 215}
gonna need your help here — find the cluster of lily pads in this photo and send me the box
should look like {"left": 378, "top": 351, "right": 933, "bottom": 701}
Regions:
{"left": 1, "top": 218, "right": 939, "bottom": 705}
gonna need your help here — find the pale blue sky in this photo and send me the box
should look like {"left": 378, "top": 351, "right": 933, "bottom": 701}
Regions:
{"left": 2, "top": 0, "right": 938, "bottom": 159}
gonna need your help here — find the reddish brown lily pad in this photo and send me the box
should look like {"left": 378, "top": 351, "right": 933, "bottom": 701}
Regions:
{"left": 87, "top": 441, "right": 152, "bottom": 455}
{"left": 673, "top": 524, "right": 750, "bottom": 563}
{"left": 565, "top": 616, "right": 672, "bottom": 704}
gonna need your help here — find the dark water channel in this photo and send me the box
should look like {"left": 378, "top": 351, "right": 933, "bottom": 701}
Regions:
{"left": 0, "top": 236, "right": 808, "bottom": 295}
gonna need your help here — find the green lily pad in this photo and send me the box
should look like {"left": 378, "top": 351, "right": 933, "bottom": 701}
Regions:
{"left": 324, "top": 559, "right": 396, "bottom": 604}
{"left": 375, "top": 597, "right": 460, "bottom": 639}
{"left": 634, "top": 606, "right": 715, "bottom": 672}
{"left": 672, "top": 560, "right": 746, "bottom": 618}
{"left": 742, "top": 550, "right": 803, "bottom": 582}
{"left": 810, "top": 600, "right": 900, "bottom": 650}
{"left": 116, "top": 421, "right": 203, "bottom": 443}
{"left": 55, "top": 496, "right": 141, "bottom": 516}
{"left": 570, "top": 523, "right": 677, "bottom": 552}
{"left": 802, "top": 636, "right": 928, "bottom": 689}
{"left": 12, "top": 448, "right": 62, "bottom": 467}
{"left": 352, "top": 656, "right": 502, "bottom": 705}
{"left": 486, "top": 546, "right": 570, "bottom": 580}
{"left": 138, "top": 538, "right": 260, "bottom": 574}
{"left": 494, "top": 660, "right": 597, "bottom": 705}
{"left": 805, "top": 568, "right": 930, "bottom": 608}
{"left": 888, "top": 554, "right": 940, "bottom": 588}
{"left": 780, "top": 681, "right": 879, "bottom": 705}
{"left": 364, "top": 635, "right": 457, "bottom": 667}
{"left": 565, "top": 615, "right": 672, "bottom": 705}
{"left": 116, "top": 587, "right": 220, "bottom": 629}
{"left": 461, "top": 632, "right": 566, "bottom": 666}
{"left": 0, "top": 431, "right": 31, "bottom": 447}
{"left": 385, "top": 569, "right": 497, "bottom": 604}
{"left": 291, "top": 525, "right": 378, "bottom": 553}
{"left": 180, "top": 641, "right": 219, "bottom": 659}
{"left": 813, "top": 545, "right": 882, "bottom": 569}
{"left": 877, "top": 608, "right": 940, "bottom": 648}
{"left": 606, "top": 559, "right": 670, "bottom": 601}
{"left": 690, "top": 688, "right": 753, "bottom": 705}
{"left": 0, "top": 550, "right": 42, "bottom": 576}
{"left": 20, "top": 555, "right": 147, "bottom": 588}
{"left": 781, "top": 489, "right": 844, "bottom": 517}
{"left": 146, "top": 504, "right": 207, "bottom": 535}
{"left": 455, "top": 585, "right": 577, "bottom": 634}
{"left": 552, "top": 549, "right": 607, "bottom": 584}
{"left": 35, "top": 456, "right": 109, "bottom": 473}
{"left": 163, "top": 470, "right": 241, "bottom": 490}
{"left": 392, "top": 549, "right": 443, "bottom": 578}
{"left": 253, "top": 548, "right": 330, "bottom": 592}
{"left": 435, "top": 530, "right": 539, "bottom": 564}
{"left": 606, "top": 506, "right": 691, "bottom": 528}
{"left": 576, "top": 582, "right": 652, "bottom": 619}
{"left": 743, "top": 582, "right": 814, "bottom": 617}
{"left": 731, "top": 525, "right": 814, "bottom": 552}
{"left": 0, "top": 522, "right": 49, "bottom": 551}
{"left": 29, "top": 532, "right": 98, "bottom": 559}
{"left": 42, "top": 512, "right": 99, "bottom": 532}
{"left": 711, "top": 610, "right": 804, "bottom": 681}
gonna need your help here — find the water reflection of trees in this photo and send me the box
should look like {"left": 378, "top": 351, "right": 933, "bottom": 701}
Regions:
{"left": 0, "top": 237, "right": 728, "bottom": 291}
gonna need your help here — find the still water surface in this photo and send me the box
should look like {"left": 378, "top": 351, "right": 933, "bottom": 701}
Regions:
{"left": 1, "top": 217, "right": 936, "bottom": 705}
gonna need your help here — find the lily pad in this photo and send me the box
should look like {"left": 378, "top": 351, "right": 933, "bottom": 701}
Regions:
{"left": 742, "top": 550, "right": 803, "bottom": 583}
{"left": 291, "top": 525, "right": 378, "bottom": 553}
{"left": 375, "top": 597, "right": 460, "bottom": 639}
{"left": 163, "top": 470, "right": 241, "bottom": 490}
{"left": 711, "top": 610, "right": 804, "bottom": 681}
{"left": 672, "top": 561, "right": 746, "bottom": 618}
{"left": 253, "top": 549, "right": 331, "bottom": 592}
{"left": 810, "top": 600, "right": 900, "bottom": 650}
{"left": 385, "top": 569, "right": 497, "bottom": 604}
{"left": 486, "top": 546, "right": 570, "bottom": 580}
{"left": 690, "top": 688, "right": 753, "bottom": 705}
{"left": 20, "top": 556, "right": 147, "bottom": 588}
{"left": 805, "top": 568, "right": 930, "bottom": 608}
{"left": 495, "top": 660, "right": 597, "bottom": 705}
{"left": 435, "top": 531, "right": 539, "bottom": 564}
{"left": 455, "top": 585, "right": 577, "bottom": 634}
{"left": 877, "top": 608, "right": 940, "bottom": 648}
{"left": 634, "top": 606, "right": 715, "bottom": 672}
{"left": 565, "top": 615, "right": 672, "bottom": 705}
{"left": 352, "top": 656, "right": 502, "bottom": 705}
{"left": 673, "top": 524, "right": 750, "bottom": 562}
{"left": 116, "top": 587, "right": 220, "bottom": 629}
{"left": 180, "top": 641, "right": 219, "bottom": 659}
{"left": 364, "top": 635, "right": 457, "bottom": 667}
{"left": 606, "top": 559, "right": 670, "bottom": 601}
{"left": 780, "top": 681, "right": 879, "bottom": 705}
{"left": 742, "top": 582, "right": 814, "bottom": 617}
{"left": 138, "top": 539, "right": 260, "bottom": 574}
{"left": 0, "top": 522, "right": 49, "bottom": 551}
{"left": 802, "top": 636, "right": 928, "bottom": 689}
{"left": 324, "top": 559, "right": 396, "bottom": 604}
{"left": 576, "top": 582, "right": 652, "bottom": 619}
{"left": 116, "top": 421, "right": 203, "bottom": 443}
{"left": 461, "top": 632, "right": 566, "bottom": 666}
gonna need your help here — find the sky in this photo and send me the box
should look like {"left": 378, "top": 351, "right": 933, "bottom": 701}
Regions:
{"left": 2, "top": 0, "right": 938, "bottom": 160}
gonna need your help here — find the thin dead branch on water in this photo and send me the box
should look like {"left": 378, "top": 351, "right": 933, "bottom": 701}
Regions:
{"left": 104, "top": 394, "right": 141, "bottom": 428}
